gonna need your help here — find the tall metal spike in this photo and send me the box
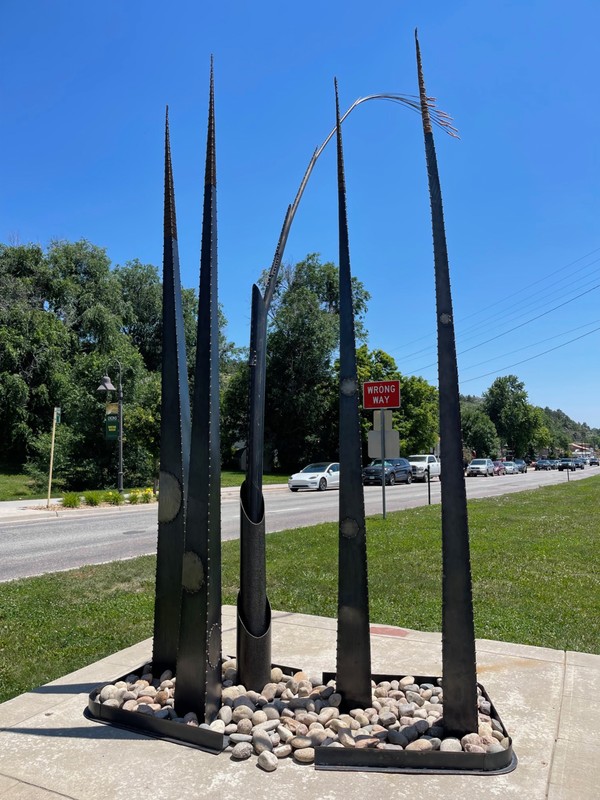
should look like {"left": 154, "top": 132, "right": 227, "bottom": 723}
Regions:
{"left": 415, "top": 31, "right": 478, "bottom": 736}
{"left": 334, "top": 79, "right": 372, "bottom": 711}
{"left": 175, "top": 60, "right": 222, "bottom": 721}
{"left": 152, "top": 106, "right": 191, "bottom": 675}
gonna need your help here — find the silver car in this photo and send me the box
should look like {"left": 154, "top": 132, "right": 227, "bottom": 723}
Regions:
{"left": 466, "top": 458, "right": 494, "bottom": 477}
{"left": 288, "top": 462, "right": 340, "bottom": 492}
{"left": 503, "top": 461, "right": 520, "bottom": 474}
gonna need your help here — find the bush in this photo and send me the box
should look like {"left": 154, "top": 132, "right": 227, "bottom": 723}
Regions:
{"left": 128, "top": 489, "right": 141, "bottom": 505}
{"left": 140, "top": 488, "right": 154, "bottom": 504}
{"left": 62, "top": 492, "right": 81, "bottom": 508}
{"left": 103, "top": 490, "right": 124, "bottom": 506}
{"left": 83, "top": 491, "right": 102, "bottom": 507}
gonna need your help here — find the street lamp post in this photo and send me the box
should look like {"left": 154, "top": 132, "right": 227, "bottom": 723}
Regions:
{"left": 97, "top": 361, "right": 124, "bottom": 492}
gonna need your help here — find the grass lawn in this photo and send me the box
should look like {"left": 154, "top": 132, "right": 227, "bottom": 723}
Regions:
{"left": 0, "top": 476, "right": 598, "bottom": 704}
{"left": 0, "top": 469, "right": 287, "bottom": 501}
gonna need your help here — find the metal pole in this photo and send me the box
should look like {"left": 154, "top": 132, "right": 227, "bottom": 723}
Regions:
{"left": 380, "top": 411, "right": 386, "bottom": 520}
{"left": 117, "top": 363, "right": 124, "bottom": 492}
{"left": 427, "top": 463, "right": 431, "bottom": 505}
{"left": 46, "top": 407, "right": 58, "bottom": 508}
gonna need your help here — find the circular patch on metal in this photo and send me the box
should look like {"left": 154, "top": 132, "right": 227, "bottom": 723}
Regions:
{"left": 208, "top": 623, "right": 221, "bottom": 669}
{"left": 341, "top": 517, "right": 360, "bottom": 538}
{"left": 181, "top": 551, "right": 205, "bottom": 593}
{"left": 157, "top": 470, "right": 182, "bottom": 523}
{"left": 340, "top": 378, "right": 357, "bottom": 396}
{"left": 440, "top": 312, "right": 452, "bottom": 325}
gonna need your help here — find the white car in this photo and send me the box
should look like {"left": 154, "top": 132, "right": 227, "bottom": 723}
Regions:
{"left": 288, "top": 462, "right": 340, "bottom": 492}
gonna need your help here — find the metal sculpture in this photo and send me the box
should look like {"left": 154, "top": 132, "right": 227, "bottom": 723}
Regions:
{"left": 415, "top": 31, "right": 478, "bottom": 736}
{"left": 333, "top": 80, "right": 372, "bottom": 711}
{"left": 174, "top": 61, "right": 222, "bottom": 722}
{"left": 237, "top": 208, "right": 292, "bottom": 690}
{"left": 152, "top": 107, "right": 191, "bottom": 676}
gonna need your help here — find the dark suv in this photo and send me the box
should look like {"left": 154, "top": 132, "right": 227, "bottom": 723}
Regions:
{"left": 362, "top": 458, "right": 412, "bottom": 486}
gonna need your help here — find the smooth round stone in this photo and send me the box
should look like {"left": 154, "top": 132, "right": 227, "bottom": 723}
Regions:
{"left": 257, "top": 750, "right": 279, "bottom": 771}
{"left": 270, "top": 667, "right": 283, "bottom": 683}
{"left": 99, "top": 685, "right": 119, "bottom": 702}
{"left": 217, "top": 706, "right": 233, "bottom": 725}
{"left": 102, "top": 699, "right": 120, "bottom": 708}
{"left": 398, "top": 703, "right": 415, "bottom": 717}
{"left": 355, "top": 737, "right": 380, "bottom": 749}
{"left": 252, "top": 710, "right": 268, "bottom": 726}
{"left": 461, "top": 732, "right": 483, "bottom": 748}
{"left": 406, "top": 738, "right": 433, "bottom": 752}
{"left": 122, "top": 699, "right": 137, "bottom": 712}
{"left": 252, "top": 729, "right": 273, "bottom": 754}
{"left": 231, "top": 742, "right": 253, "bottom": 760}
{"left": 261, "top": 704, "right": 281, "bottom": 721}
{"left": 290, "top": 735, "right": 312, "bottom": 749}
{"left": 237, "top": 718, "right": 253, "bottom": 734}
{"left": 465, "top": 743, "right": 486, "bottom": 753}
{"left": 274, "top": 744, "right": 292, "bottom": 758}
{"left": 232, "top": 706, "right": 254, "bottom": 723}
{"left": 222, "top": 686, "right": 240, "bottom": 703}
{"left": 223, "top": 668, "right": 237, "bottom": 682}
{"left": 387, "top": 730, "right": 409, "bottom": 747}
{"left": 401, "top": 724, "right": 419, "bottom": 742}
{"left": 136, "top": 704, "right": 155, "bottom": 715}
{"left": 338, "top": 731, "right": 356, "bottom": 748}
{"left": 293, "top": 747, "right": 315, "bottom": 764}
{"left": 378, "top": 742, "right": 404, "bottom": 750}
{"left": 261, "top": 683, "right": 278, "bottom": 702}
{"left": 479, "top": 699, "right": 492, "bottom": 715}
{"left": 309, "top": 729, "right": 330, "bottom": 745}
{"left": 253, "top": 719, "right": 280, "bottom": 733}
{"left": 233, "top": 695, "right": 255, "bottom": 710}
{"left": 328, "top": 693, "right": 342, "bottom": 707}
{"left": 414, "top": 719, "right": 430, "bottom": 734}
{"left": 209, "top": 719, "right": 225, "bottom": 733}
{"left": 277, "top": 725, "right": 294, "bottom": 743}
{"left": 424, "top": 736, "right": 441, "bottom": 750}
{"left": 399, "top": 676, "right": 416, "bottom": 688}
{"left": 318, "top": 708, "right": 339, "bottom": 725}
{"left": 440, "top": 737, "right": 462, "bottom": 752}
{"left": 405, "top": 691, "right": 425, "bottom": 707}
{"left": 413, "top": 709, "right": 428, "bottom": 720}
{"left": 229, "top": 733, "right": 253, "bottom": 743}
{"left": 154, "top": 708, "right": 171, "bottom": 719}
{"left": 379, "top": 711, "right": 397, "bottom": 727}
{"left": 224, "top": 724, "right": 237, "bottom": 735}
{"left": 485, "top": 740, "right": 506, "bottom": 754}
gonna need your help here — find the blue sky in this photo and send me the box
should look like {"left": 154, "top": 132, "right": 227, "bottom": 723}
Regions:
{"left": 2, "top": 1, "right": 599, "bottom": 428}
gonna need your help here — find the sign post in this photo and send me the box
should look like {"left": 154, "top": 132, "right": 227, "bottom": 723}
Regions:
{"left": 46, "top": 407, "right": 61, "bottom": 509}
{"left": 363, "top": 381, "right": 401, "bottom": 519}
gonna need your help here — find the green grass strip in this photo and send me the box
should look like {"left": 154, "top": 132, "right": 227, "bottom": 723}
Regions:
{"left": 1, "top": 476, "right": 598, "bottom": 704}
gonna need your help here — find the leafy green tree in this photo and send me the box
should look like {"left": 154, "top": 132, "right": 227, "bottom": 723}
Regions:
{"left": 460, "top": 404, "right": 499, "bottom": 458}
{"left": 482, "top": 375, "right": 539, "bottom": 457}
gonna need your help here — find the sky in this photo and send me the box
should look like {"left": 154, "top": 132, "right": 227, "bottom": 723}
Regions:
{"left": 2, "top": 0, "right": 600, "bottom": 429}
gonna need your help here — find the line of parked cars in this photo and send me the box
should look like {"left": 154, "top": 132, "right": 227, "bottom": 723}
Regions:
{"left": 466, "top": 458, "right": 527, "bottom": 476}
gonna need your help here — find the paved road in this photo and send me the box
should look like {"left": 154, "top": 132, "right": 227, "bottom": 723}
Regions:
{"left": 0, "top": 467, "right": 596, "bottom": 582}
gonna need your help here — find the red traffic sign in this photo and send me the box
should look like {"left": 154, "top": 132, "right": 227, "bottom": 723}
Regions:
{"left": 363, "top": 380, "right": 401, "bottom": 409}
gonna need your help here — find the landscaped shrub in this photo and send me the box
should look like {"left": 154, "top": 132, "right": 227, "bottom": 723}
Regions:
{"left": 83, "top": 491, "right": 102, "bottom": 507}
{"left": 128, "top": 489, "right": 141, "bottom": 504}
{"left": 140, "top": 488, "right": 154, "bottom": 503}
{"left": 62, "top": 492, "right": 81, "bottom": 508}
{"left": 103, "top": 490, "right": 124, "bottom": 506}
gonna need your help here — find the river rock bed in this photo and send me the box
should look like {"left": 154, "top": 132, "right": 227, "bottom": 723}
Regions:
{"left": 93, "top": 659, "right": 509, "bottom": 771}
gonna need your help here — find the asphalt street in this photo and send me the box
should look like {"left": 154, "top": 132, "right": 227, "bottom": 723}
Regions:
{"left": 0, "top": 466, "right": 596, "bottom": 582}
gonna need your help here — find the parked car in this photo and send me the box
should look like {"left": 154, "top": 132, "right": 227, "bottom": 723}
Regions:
{"left": 513, "top": 459, "right": 528, "bottom": 473}
{"left": 503, "top": 461, "right": 520, "bottom": 474}
{"left": 288, "top": 462, "right": 340, "bottom": 492}
{"left": 535, "top": 459, "right": 551, "bottom": 470}
{"left": 573, "top": 458, "right": 585, "bottom": 469}
{"left": 493, "top": 460, "right": 506, "bottom": 475}
{"left": 590, "top": 455, "right": 599, "bottom": 466}
{"left": 466, "top": 458, "right": 495, "bottom": 477}
{"left": 557, "top": 458, "right": 576, "bottom": 471}
{"left": 362, "top": 458, "right": 412, "bottom": 486}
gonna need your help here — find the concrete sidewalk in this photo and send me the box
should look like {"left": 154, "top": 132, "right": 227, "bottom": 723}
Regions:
{"left": 1, "top": 605, "right": 597, "bottom": 799}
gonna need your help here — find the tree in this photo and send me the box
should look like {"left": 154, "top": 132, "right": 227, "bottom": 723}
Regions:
{"left": 263, "top": 255, "right": 370, "bottom": 471}
{"left": 482, "top": 375, "right": 539, "bottom": 457}
{"left": 460, "top": 405, "right": 499, "bottom": 459}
